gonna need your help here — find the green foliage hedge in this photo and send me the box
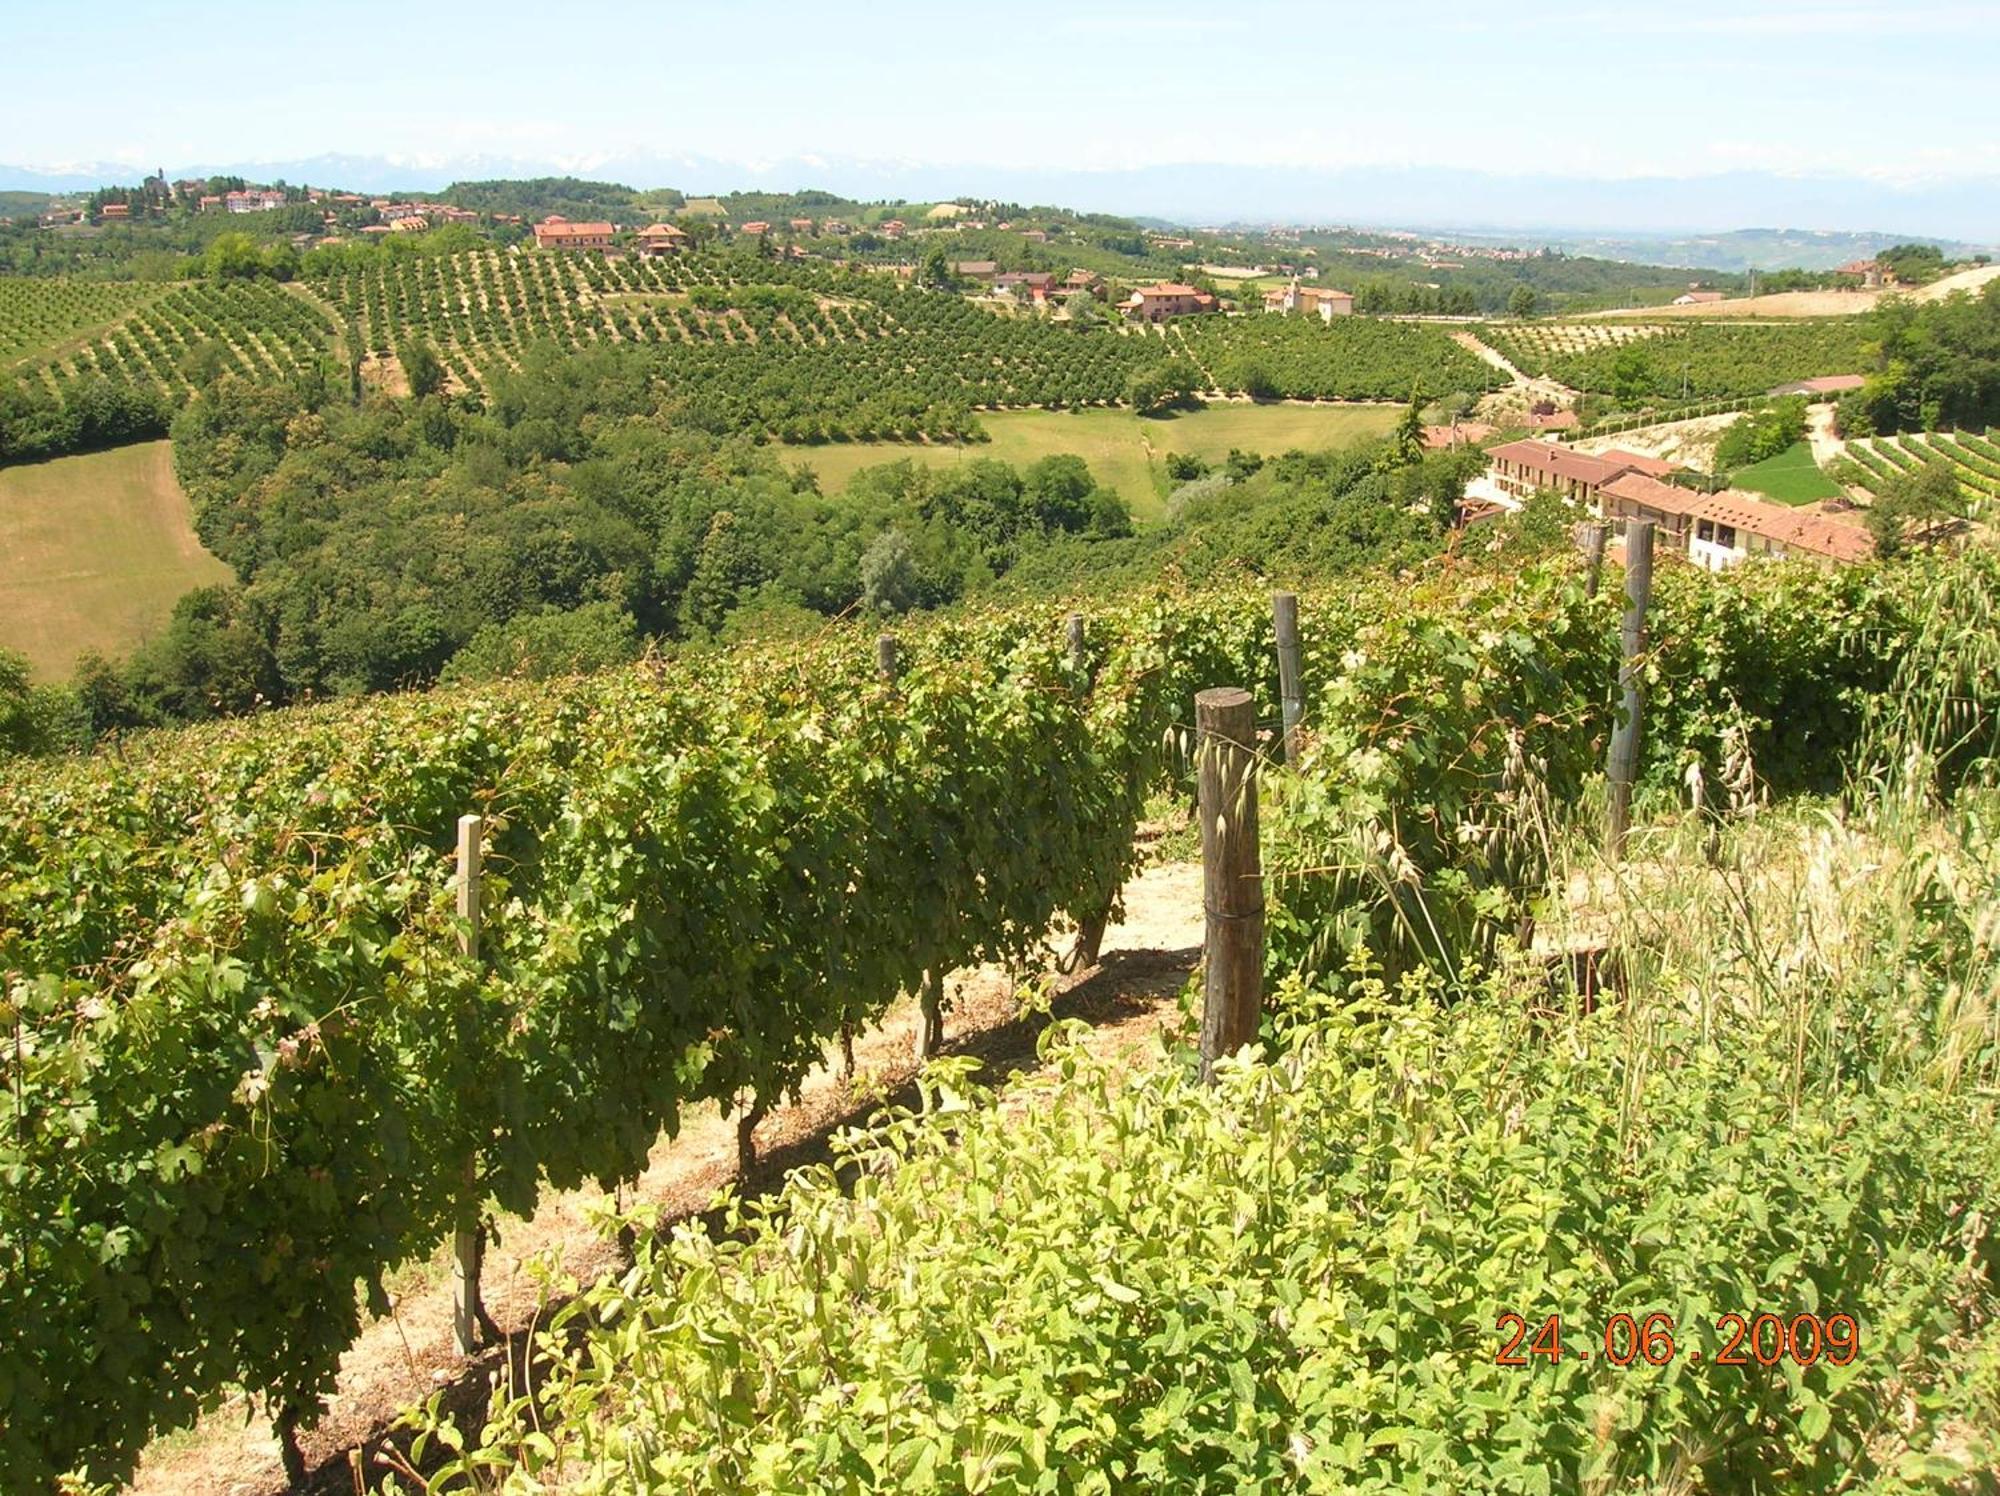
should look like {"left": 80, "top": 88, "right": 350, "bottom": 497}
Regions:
{"left": 421, "top": 963, "right": 2000, "bottom": 1492}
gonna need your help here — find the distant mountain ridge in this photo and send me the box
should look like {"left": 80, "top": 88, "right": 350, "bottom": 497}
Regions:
{"left": 4, "top": 152, "right": 1996, "bottom": 261}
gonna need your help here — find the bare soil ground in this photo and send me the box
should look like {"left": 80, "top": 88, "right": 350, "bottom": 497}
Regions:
{"left": 1586, "top": 264, "right": 2000, "bottom": 321}
{"left": 127, "top": 860, "right": 1206, "bottom": 1496}
{"left": 1454, "top": 328, "right": 1584, "bottom": 417}
{"left": 1572, "top": 412, "right": 1745, "bottom": 471}
{"left": 357, "top": 352, "right": 409, "bottom": 398}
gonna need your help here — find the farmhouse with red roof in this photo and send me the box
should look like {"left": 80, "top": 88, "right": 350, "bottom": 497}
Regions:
{"left": 532, "top": 215, "right": 614, "bottom": 251}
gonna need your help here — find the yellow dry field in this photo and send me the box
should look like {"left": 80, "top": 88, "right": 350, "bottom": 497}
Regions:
{"left": 1591, "top": 263, "right": 2000, "bottom": 321}
{"left": 0, "top": 441, "right": 233, "bottom": 679}
{"left": 785, "top": 402, "right": 1401, "bottom": 519}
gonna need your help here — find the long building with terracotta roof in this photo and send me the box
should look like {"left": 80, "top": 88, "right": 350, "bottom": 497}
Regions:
{"left": 1482, "top": 438, "right": 1871, "bottom": 568}
{"left": 1484, "top": 440, "right": 1675, "bottom": 510}
{"left": 532, "top": 215, "right": 614, "bottom": 250}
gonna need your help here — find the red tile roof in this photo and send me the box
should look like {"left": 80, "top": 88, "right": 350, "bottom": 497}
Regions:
{"left": 1602, "top": 470, "right": 1711, "bottom": 518}
{"left": 535, "top": 220, "right": 614, "bottom": 241}
{"left": 1688, "top": 492, "right": 1875, "bottom": 562}
{"left": 1487, "top": 439, "right": 1632, "bottom": 487}
{"left": 1422, "top": 422, "right": 1496, "bottom": 450}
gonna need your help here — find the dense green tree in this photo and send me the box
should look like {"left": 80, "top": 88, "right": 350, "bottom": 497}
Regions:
{"left": 860, "top": 528, "right": 919, "bottom": 614}
{"left": 403, "top": 342, "right": 446, "bottom": 399}
{"left": 1867, "top": 461, "right": 1966, "bottom": 558}
{"left": 681, "top": 510, "right": 755, "bottom": 635}
{"left": 442, "top": 602, "right": 640, "bottom": 682}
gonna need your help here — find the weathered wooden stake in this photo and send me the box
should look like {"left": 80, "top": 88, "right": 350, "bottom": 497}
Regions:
{"left": 875, "top": 631, "right": 899, "bottom": 681}
{"left": 1066, "top": 611, "right": 1088, "bottom": 678}
{"left": 1196, "top": 688, "right": 1264, "bottom": 1083}
{"left": 452, "top": 814, "right": 487, "bottom": 1357}
{"left": 1604, "top": 520, "right": 1655, "bottom": 858}
{"left": 1272, "top": 591, "right": 1305, "bottom": 764}
{"left": 1580, "top": 521, "right": 1609, "bottom": 599}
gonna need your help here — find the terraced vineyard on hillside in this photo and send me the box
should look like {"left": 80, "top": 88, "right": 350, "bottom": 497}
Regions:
{"left": 1480, "top": 318, "right": 1876, "bottom": 400}
{"left": 302, "top": 247, "right": 1499, "bottom": 435}
{"left": 0, "top": 277, "right": 168, "bottom": 364}
{"left": 11, "top": 280, "right": 337, "bottom": 403}
{"left": 1844, "top": 428, "right": 2000, "bottom": 502}
{"left": 1, "top": 250, "right": 1564, "bottom": 448}
{"left": 1474, "top": 320, "right": 1668, "bottom": 377}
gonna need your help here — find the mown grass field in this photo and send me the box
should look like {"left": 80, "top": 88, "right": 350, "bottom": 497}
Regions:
{"left": 786, "top": 401, "right": 1401, "bottom": 518}
{"left": 0, "top": 441, "right": 232, "bottom": 678}
{"left": 1731, "top": 440, "right": 1845, "bottom": 505}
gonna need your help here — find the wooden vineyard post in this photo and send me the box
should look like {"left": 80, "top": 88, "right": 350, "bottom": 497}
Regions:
{"left": 452, "top": 814, "right": 492, "bottom": 1356}
{"left": 1580, "top": 521, "right": 1609, "bottom": 599}
{"left": 1272, "top": 591, "right": 1305, "bottom": 765}
{"left": 1604, "top": 520, "right": 1655, "bottom": 858}
{"left": 1063, "top": 610, "right": 1111, "bottom": 973}
{"left": 1196, "top": 688, "right": 1264, "bottom": 1083}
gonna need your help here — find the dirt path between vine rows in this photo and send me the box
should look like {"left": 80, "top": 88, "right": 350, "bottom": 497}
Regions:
{"left": 128, "top": 856, "right": 1206, "bottom": 1496}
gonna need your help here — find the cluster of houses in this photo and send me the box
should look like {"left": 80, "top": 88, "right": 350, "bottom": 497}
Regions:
{"left": 1262, "top": 279, "right": 1355, "bottom": 319}
{"left": 1470, "top": 439, "right": 1872, "bottom": 568}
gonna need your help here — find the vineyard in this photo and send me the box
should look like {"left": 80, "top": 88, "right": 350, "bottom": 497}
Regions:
{"left": 5, "top": 541, "right": 1992, "bottom": 1488}
{"left": 309, "top": 242, "right": 1171, "bottom": 430}
{"left": 298, "top": 247, "right": 1498, "bottom": 436}
{"left": 1480, "top": 319, "right": 1877, "bottom": 401}
{"left": 0, "top": 276, "right": 166, "bottom": 364}
{"left": 1474, "top": 320, "right": 1668, "bottom": 376}
{"left": 1844, "top": 428, "right": 2000, "bottom": 502}
{"left": 11, "top": 279, "right": 337, "bottom": 404}
{"left": 1, "top": 251, "right": 1511, "bottom": 454}
{"left": 1178, "top": 312, "right": 1506, "bottom": 400}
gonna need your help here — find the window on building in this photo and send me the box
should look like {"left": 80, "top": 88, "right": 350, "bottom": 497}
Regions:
{"left": 1716, "top": 525, "right": 1737, "bottom": 548}
{"left": 1696, "top": 520, "right": 1713, "bottom": 542}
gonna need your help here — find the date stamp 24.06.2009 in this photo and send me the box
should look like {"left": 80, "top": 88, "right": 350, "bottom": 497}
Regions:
{"left": 1495, "top": 1312, "right": 1859, "bottom": 1369}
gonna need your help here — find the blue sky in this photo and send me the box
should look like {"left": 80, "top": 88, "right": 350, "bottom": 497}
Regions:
{"left": 6, "top": 0, "right": 1997, "bottom": 182}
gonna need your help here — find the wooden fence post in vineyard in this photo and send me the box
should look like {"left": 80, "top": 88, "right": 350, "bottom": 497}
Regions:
{"left": 1272, "top": 592, "right": 1305, "bottom": 764}
{"left": 1580, "top": 521, "right": 1609, "bottom": 599}
{"left": 1196, "top": 687, "right": 1264, "bottom": 1084}
{"left": 1604, "top": 520, "right": 1655, "bottom": 858}
{"left": 1063, "top": 610, "right": 1112, "bottom": 973}
{"left": 452, "top": 813, "right": 496, "bottom": 1356}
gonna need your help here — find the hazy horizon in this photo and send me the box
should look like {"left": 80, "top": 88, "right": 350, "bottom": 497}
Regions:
{"left": 6, "top": 0, "right": 1996, "bottom": 239}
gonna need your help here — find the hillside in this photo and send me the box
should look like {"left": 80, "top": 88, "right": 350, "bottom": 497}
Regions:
{"left": 1, "top": 244, "right": 1495, "bottom": 463}
{"left": 1592, "top": 262, "right": 2000, "bottom": 320}
{"left": 6, "top": 547, "right": 1999, "bottom": 1489}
